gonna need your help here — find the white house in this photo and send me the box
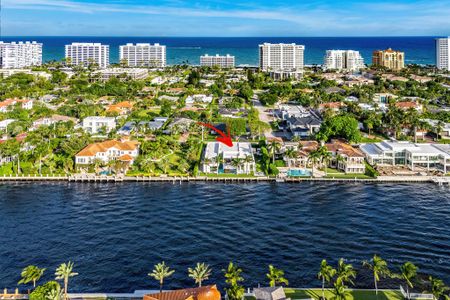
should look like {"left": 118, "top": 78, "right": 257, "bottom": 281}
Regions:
{"left": 185, "top": 94, "right": 213, "bottom": 105}
{"left": 0, "top": 99, "right": 33, "bottom": 113}
{"left": 0, "top": 119, "right": 16, "bottom": 131}
{"left": 360, "top": 141, "right": 450, "bottom": 173}
{"left": 278, "top": 105, "right": 322, "bottom": 138}
{"left": 202, "top": 142, "right": 256, "bottom": 175}
{"left": 32, "top": 115, "right": 78, "bottom": 130}
{"left": 82, "top": 116, "right": 116, "bottom": 134}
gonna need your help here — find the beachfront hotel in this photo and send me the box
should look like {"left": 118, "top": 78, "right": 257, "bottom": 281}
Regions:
{"left": 200, "top": 54, "right": 235, "bottom": 68}
{"left": 119, "top": 43, "right": 166, "bottom": 67}
{"left": 259, "top": 43, "right": 305, "bottom": 79}
{"left": 323, "top": 50, "right": 365, "bottom": 71}
{"left": 65, "top": 43, "right": 110, "bottom": 69}
{"left": 436, "top": 37, "right": 450, "bottom": 71}
{"left": 372, "top": 48, "right": 405, "bottom": 70}
{"left": 0, "top": 41, "right": 42, "bottom": 69}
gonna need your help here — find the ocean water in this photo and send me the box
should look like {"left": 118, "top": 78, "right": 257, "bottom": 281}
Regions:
{"left": 0, "top": 36, "right": 439, "bottom": 66}
{"left": 0, "top": 182, "right": 449, "bottom": 292}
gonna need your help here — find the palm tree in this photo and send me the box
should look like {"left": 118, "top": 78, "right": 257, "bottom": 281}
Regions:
{"left": 318, "top": 260, "right": 336, "bottom": 300}
{"left": 243, "top": 155, "right": 254, "bottom": 174}
{"left": 231, "top": 157, "right": 242, "bottom": 174}
{"left": 362, "top": 255, "right": 390, "bottom": 295}
{"left": 215, "top": 153, "right": 224, "bottom": 174}
{"left": 46, "top": 284, "right": 64, "bottom": 300}
{"left": 268, "top": 141, "right": 281, "bottom": 164}
{"left": 308, "top": 150, "right": 321, "bottom": 177}
{"left": 398, "top": 262, "right": 418, "bottom": 299}
{"left": 18, "top": 265, "right": 46, "bottom": 288}
{"left": 331, "top": 280, "right": 350, "bottom": 300}
{"left": 188, "top": 263, "right": 212, "bottom": 287}
{"left": 223, "top": 262, "right": 244, "bottom": 286}
{"left": 319, "top": 146, "right": 332, "bottom": 175}
{"left": 426, "top": 276, "right": 449, "bottom": 300}
{"left": 285, "top": 148, "right": 298, "bottom": 168}
{"left": 435, "top": 121, "right": 444, "bottom": 141}
{"left": 336, "top": 259, "right": 356, "bottom": 286}
{"left": 223, "top": 262, "right": 244, "bottom": 300}
{"left": 266, "top": 265, "right": 289, "bottom": 287}
{"left": 55, "top": 262, "right": 78, "bottom": 300}
{"left": 148, "top": 262, "right": 175, "bottom": 293}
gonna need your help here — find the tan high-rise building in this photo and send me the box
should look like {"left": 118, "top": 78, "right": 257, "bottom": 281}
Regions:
{"left": 372, "top": 48, "right": 405, "bottom": 71}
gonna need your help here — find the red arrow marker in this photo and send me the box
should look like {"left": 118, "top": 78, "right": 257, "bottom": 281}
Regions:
{"left": 197, "top": 122, "right": 234, "bottom": 147}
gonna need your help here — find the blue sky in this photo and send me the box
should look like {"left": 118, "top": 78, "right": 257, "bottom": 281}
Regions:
{"left": 3, "top": 0, "right": 450, "bottom": 36}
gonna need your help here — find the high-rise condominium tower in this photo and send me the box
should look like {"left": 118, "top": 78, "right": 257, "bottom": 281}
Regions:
{"left": 65, "top": 43, "right": 110, "bottom": 69}
{"left": 372, "top": 48, "right": 405, "bottom": 71}
{"left": 436, "top": 37, "right": 450, "bottom": 71}
{"left": 119, "top": 43, "right": 166, "bottom": 67}
{"left": 200, "top": 54, "right": 235, "bottom": 68}
{"left": 0, "top": 41, "right": 43, "bottom": 69}
{"left": 259, "top": 43, "right": 305, "bottom": 79}
{"left": 323, "top": 50, "right": 365, "bottom": 71}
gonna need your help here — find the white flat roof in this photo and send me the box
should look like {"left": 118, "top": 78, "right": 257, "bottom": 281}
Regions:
{"left": 204, "top": 142, "right": 253, "bottom": 160}
{"left": 361, "top": 141, "right": 450, "bottom": 157}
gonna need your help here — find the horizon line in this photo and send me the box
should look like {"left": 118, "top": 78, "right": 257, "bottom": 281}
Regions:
{"left": 0, "top": 35, "right": 447, "bottom": 39}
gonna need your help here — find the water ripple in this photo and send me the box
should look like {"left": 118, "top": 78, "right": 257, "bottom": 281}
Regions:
{"left": 0, "top": 182, "right": 449, "bottom": 291}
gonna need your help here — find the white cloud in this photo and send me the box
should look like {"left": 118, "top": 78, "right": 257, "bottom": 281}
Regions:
{"left": 3, "top": 0, "right": 450, "bottom": 35}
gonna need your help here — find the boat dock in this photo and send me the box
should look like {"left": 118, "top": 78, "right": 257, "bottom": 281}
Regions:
{"left": 432, "top": 177, "right": 450, "bottom": 186}
{"left": 0, "top": 174, "right": 448, "bottom": 184}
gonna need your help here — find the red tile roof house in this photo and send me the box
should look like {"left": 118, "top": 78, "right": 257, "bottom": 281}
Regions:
{"left": 395, "top": 101, "right": 424, "bottom": 112}
{"left": 75, "top": 139, "right": 139, "bottom": 172}
{"left": 0, "top": 99, "right": 34, "bottom": 113}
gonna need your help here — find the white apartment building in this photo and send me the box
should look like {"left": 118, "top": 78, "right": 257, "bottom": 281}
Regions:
{"left": 200, "top": 54, "right": 235, "bottom": 68}
{"left": 323, "top": 50, "right": 365, "bottom": 71}
{"left": 65, "top": 43, "right": 110, "bottom": 68}
{"left": 436, "top": 37, "right": 450, "bottom": 71}
{"left": 92, "top": 68, "right": 149, "bottom": 81}
{"left": 0, "top": 41, "right": 42, "bottom": 69}
{"left": 259, "top": 43, "right": 305, "bottom": 79}
{"left": 82, "top": 116, "right": 116, "bottom": 134}
{"left": 119, "top": 43, "right": 166, "bottom": 67}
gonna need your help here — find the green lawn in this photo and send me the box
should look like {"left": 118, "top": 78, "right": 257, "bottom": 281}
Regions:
{"left": 360, "top": 136, "right": 383, "bottom": 143}
{"left": 323, "top": 168, "right": 373, "bottom": 179}
{"left": 284, "top": 288, "right": 403, "bottom": 300}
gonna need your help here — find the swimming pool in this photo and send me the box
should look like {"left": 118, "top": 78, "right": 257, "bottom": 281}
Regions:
{"left": 287, "top": 169, "right": 312, "bottom": 177}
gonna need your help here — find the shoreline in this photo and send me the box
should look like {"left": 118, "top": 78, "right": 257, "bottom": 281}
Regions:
{"left": 0, "top": 174, "right": 448, "bottom": 185}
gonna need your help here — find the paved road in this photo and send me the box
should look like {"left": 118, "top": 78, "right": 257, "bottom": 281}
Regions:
{"left": 252, "top": 95, "right": 276, "bottom": 139}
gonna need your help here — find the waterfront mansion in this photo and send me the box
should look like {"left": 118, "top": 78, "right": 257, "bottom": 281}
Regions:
{"left": 202, "top": 142, "right": 256, "bottom": 175}
{"left": 283, "top": 140, "right": 366, "bottom": 174}
{"left": 75, "top": 139, "right": 140, "bottom": 166}
{"left": 361, "top": 141, "right": 450, "bottom": 174}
